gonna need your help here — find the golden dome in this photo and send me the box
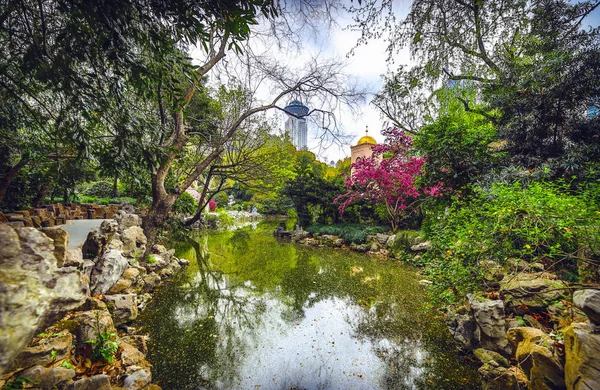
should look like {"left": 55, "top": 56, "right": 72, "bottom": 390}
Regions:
{"left": 357, "top": 135, "right": 376, "bottom": 145}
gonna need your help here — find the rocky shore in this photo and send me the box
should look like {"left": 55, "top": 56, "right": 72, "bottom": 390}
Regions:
{"left": 281, "top": 227, "right": 600, "bottom": 390}
{"left": 0, "top": 210, "right": 189, "bottom": 389}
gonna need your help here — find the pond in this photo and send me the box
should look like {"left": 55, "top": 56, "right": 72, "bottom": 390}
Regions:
{"left": 136, "top": 221, "right": 481, "bottom": 389}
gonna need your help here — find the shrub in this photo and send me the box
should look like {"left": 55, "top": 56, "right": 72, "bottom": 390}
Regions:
{"left": 172, "top": 192, "right": 197, "bottom": 215}
{"left": 305, "top": 223, "right": 389, "bottom": 244}
{"left": 421, "top": 182, "right": 600, "bottom": 303}
{"left": 86, "top": 328, "right": 119, "bottom": 363}
{"left": 83, "top": 181, "right": 120, "bottom": 198}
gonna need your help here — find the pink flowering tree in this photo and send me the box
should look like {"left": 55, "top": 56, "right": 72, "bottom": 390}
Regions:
{"left": 208, "top": 199, "right": 217, "bottom": 212}
{"left": 335, "top": 127, "right": 443, "bottom": 231}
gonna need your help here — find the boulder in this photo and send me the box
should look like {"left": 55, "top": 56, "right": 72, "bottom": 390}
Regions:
{"left": 40, "top": 228, "right": 69, "bottom": 267}
{"left": 90, "top": 249, "right": 129, "bottom": 295}
{"left": 478, "top": 363, "right": 528, "bottom": 390}
{"left": 410, "top": 241, "right": 431, "bottom": 252}
{"left": 178, "top": 258, "right": 190, "bottom": 266}
{"left": 72, "top": 310, "right": 116, "bottom": 352}
{"left": 0, "top": 226, "right": 86, "bottom": 374}
{"left": 446, "top": 307, "right": 478, "bottom": 349}
{"left": 375, "top": 233, "right": 390, "bottom": 245}
{"left": 385, "top": 234, "right": 396, "bottom": 248}
{"left": 151, "top": 244, "right": 167, "bottom": 254}
{"left": 103, "top": 294, "right": 138, "bottom": 326}
{"left": 69, "top": 374, "right": 112, "bottom": 390}
{"left": 10, "top": 333, "right": 73, "bottom": 370}
{"left": 63, "top": 248, "right": 84, "bottom": 268}
{"left": 122, "top": 226, "right": 147, "bottom": 257}
{"left": 122, "top": 368, "right": 152, "bottom": 389}
{"left": 500, "top": 273, "right": 564, "bottom": 314}
{"left": 468, "top": 295, "right": 511, "bottom": 355}
{"left": 20, "top": 365, "right": 76, "bottom": 389}
{"left": 82, "top": 220, "right": 118, "bottom": 259}
{"left": 573, "top": 289, "right": 600, "bottom": 327}
{"left": 120, "top": 335, "right": 149, "bottom": 355}
{"left": 564, "top": 322, "right": 600, "bottom": 390}
{"left": 474, "top": 348, "right": 509, "bottom": 368}
{"left": 143, "top": 273, "right": 162, "bottom": 292}
{"left": 120, "top": 342, "right": 147, "bottom": 368}
{"left": 507, "top": 327, "right": 564, "bottom": 389}
{"left": 116, "top": 213, "right": 142, "bottom": 233}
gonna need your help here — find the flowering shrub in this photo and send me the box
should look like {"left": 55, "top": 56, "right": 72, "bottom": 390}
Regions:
{"left": 208, "top": 199, "right": 217, "bottom": 212}
{"left": 335, "top": 127, "right": 443, "bottom": 231}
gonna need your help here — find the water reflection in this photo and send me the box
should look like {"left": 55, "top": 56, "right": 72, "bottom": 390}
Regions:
{"left": 137, "top": 222, "right": 480, "bottom": 389}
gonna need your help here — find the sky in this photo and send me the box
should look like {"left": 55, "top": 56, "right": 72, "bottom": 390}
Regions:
{"left": 193, "top": 1, "right": 600, "bottom": 164}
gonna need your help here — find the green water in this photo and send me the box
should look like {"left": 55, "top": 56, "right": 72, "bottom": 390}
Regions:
{"left": 136, "top": 222, "right": 481, "bottom": 389}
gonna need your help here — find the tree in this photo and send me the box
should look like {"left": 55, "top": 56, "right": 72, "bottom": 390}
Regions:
{"left": 351, "top": 0, "right": 600, "bottom": 166}
{"left": 335, "top": 128, "right": 443, "bottom": 231}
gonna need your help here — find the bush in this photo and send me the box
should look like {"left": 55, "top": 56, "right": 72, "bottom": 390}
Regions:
{"left": 305, "top": 223, "right": 390, "bottom": 244}
{"left": 83, "top": 181, "right": 120, "bottom": 198}
{"left": 172, "top": 192, "right": 197, "bottom": 215}
{"left": 421, "top": 182, "right": 600, "bottom": 303}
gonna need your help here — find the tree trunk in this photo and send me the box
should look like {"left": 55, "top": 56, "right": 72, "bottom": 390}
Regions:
{"left": 32, "top": 183, "right": 52, "bottom": 207}
{"left": 128, "top": 181, "right": 134, "bottom": 198}
{"left": 113, "top": 174, "right": 118, "bottom": 198}
{"left": 0, "top": 155, "right": 29, "bottom": 204}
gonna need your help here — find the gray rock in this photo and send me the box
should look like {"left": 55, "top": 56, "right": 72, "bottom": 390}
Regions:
{"left": 573, "top": 289, "right": 600, "bottom": 326}
{"left": 11, "top": 333, "right": 72, "bottom": 370}
{"left": 385, "top": 234, "right": 396, "bottom": 248}
{"left": 69, "top": 374, "right": 111, "bottom": 390}
{"left": 0, "top": 226, "right": 86, "bottom": 374}
{"left": 72, "top": 310, "right": 116, "bottom": 351}
{"left": 64, "top": 248, "right": 84, "bottom": 268}
{"left": 90, "top": 249, "right": 129, "bottom": 295}
{"left": 40, "top": 228, "right": 69, "bottom": 267}
{"left": 143, "top": 273, "right": 161, "bottom": 292}
{"left": 21, "top": 365, "right": 76, "bottom": 389}
{"left": 103, "top": 294, "right": 138, "bottom": 326}
{"left": 500, "top": 273, "right": 564, "bottom": 314}
{"left": 122, "top": 368, "right": 152, "bottom": 389}
{"left": 121, "top": 226, "right": 147, "bottom": 257}
{"left": 468, "top": 294, "right": 511, "bottom": 355}
{"left": 376, "top": 233, "right": 390, "bottom": 245}
{"left": 446, "top": 307, "right": 477, "bottom": 350}
{"left": 117, "top": 213, "right": 142, "bottom": 233}
{"left": 410, "top": 241, "right": 432, "bottom": 252}
{"left": 178, "top": 258, "right": 190, "bottom": 266}
{"left": 82, "top": 220, "right": 118, "bottom": 259}
{"left": 120, "top": 342, "right": 146, "bottom": 367}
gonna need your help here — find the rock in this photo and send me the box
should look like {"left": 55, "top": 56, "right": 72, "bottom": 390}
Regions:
{"left": 142, "top": 273, "right": 161, "bottom": 292}
{"left": 410, "top": 241, "right": 431, "bottom": 252}
{"left": 564, "top": 322, "right": 600, "bottom": 390}
{"left": 145, "top": 254, "right": 167, "bottom": 272}
{"left": 69, "top": 374, "right": 111, "bottom": 390}
{"left": 385, "top": 234, "right": 396, "bottom": 248}
{"left": 64, "top": 248, "right": 84, "bottom": 268}
{"left": 122, "top": 368, "right": 152, "bottom": 389}
{"left": 151, "top": 244, "right": 167, "bottom": 254}
{"left": 72, "top": 310, "right": 116, "bottom": 352}
{"left": 370, "top": 242, "right": 380, "bottom": 252}
{"left": 376, "top": 233, "right": 390, "bottom": 245}
{"left": 82, "top": 220, "right": 118, "bottom": 259}
{"left": 157, "top": 265, "right": 174, "bottom": 279}
{"left": 178, "top": 258, "right": 190, "bottom": 266}
{"left": 474, "top": 348, "right": 509, "bottom": 368}
{"left": 90, "top": 249, "right": 129, "bottom": 295}
{"left": 107, "top": 277, "right": 133, "bottom": 294}
{"left": 117, "top": 213, "right": 142, "bottom": 232}
{"left": 507, "top": 327, "right": 564, "bottom": 389}
{"left": 468, "top": 295, "right": 511, "bottom": 355}
{"left": 0, "top": 226, "right": 86, "bottom": 374}
{"left": 479, "top": 363, "right": 527, "bottom": 390}
{"left": 21, "top": 365, "right": 76, "bottom": 389}
{"left": 11, "top": 333, "right": 73, "bottom": 370}
{"left": 122, "top": 226, "right": 147, "bottom": 257}
{"left": 40, "top": 228, "right": 69, "bottom": 267}
{"left": 418, "top": 279, "right": 433, "bottom": 286}
{"left": 103, "top": 294, "right": 138, "bottom": 326}
{"left": 120, "top": 335, "right": 149, "bottom": 354}
{"left": 446, "top": 307, "right": 477, "bottom": 349}
{"left": 573, "top": 289, "right": 600, "bottom": 327}
{"left": 120, "top": 342, "right": 147, "bottom": 367}
{"left": 500, "top": 273, "right": 564, "bottom": 314}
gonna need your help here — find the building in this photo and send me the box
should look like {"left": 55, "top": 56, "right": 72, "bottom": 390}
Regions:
{"left": 351, "top": 126, "right": 377, "bottom": 165}
{"left": 284, "top": 100, "right": 309, "bottom": 150}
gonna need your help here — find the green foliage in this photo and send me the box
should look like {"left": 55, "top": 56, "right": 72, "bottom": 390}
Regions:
{"left": 305, "top": 224, "right": 389, "bottom": 244}
{"left": 173, "top": 192, "right": 198, "bottom": 215}
{"left": 83, "top": 181, "right": 119, "bottom": 198}
{"left": 146, "top": 254, "right": 158, "bottom": 264}
{"left": 390, "top": 230, "right": 422, "bottom": 253}
{"left": 2, "top": 377, "right": 38, "bottom": 390}
{"left": 59, "top": 361, "right": 73, "bottom": 369}
{"left": 76, "top": 195, "right": 137, "bottom": 205}
{"left": 421, "top": 182, "right": 600, "bottom": 303}
{"left": 86, "top": 328, "right": 119, "bottom": 363}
